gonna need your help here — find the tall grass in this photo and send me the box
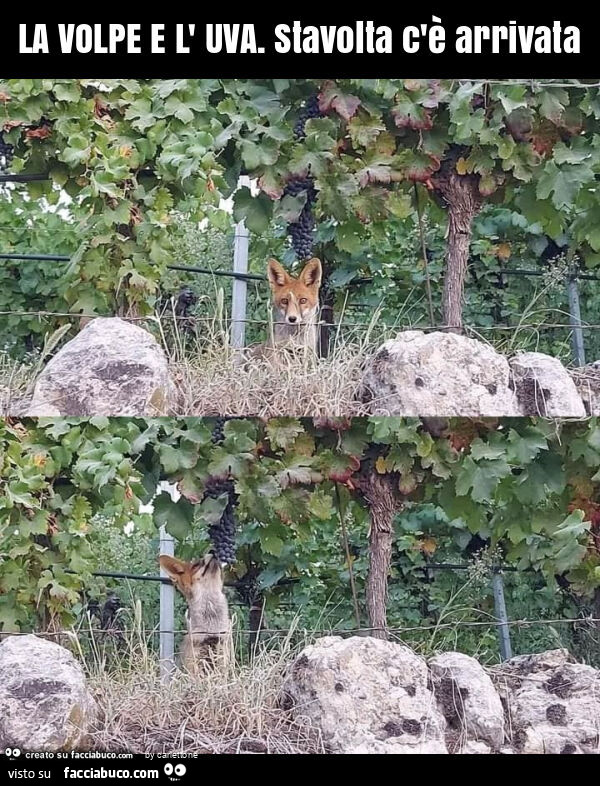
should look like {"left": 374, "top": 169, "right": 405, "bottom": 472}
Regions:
{"left": 73, "top": 615, "right": 324, "bottom": 755}
{"left": 0, "top": 352, "right": 35, "bottom": 414}
{"left": 163, "top": 299, "right": 389, "bottom": 417}
{"left": 0, "top": 324, "right": 71, "bottom": 415}
{"left": 0, "top": 291, "right": 591, "bottom": 416}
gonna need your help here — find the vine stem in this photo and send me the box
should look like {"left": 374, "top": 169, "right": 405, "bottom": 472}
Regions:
{"left": 414, "top": 183, "right": 435, "bottom": 326}
{"left": 335, "top": 482, "right": 361, "bottom": 631}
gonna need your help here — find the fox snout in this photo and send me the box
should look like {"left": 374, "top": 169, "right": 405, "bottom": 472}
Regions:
{"left": 284, "top": 304, "right": 303, "bottom": 325}
{"left": 205, "top": 551, "right": 224, "bottom": 572}
{"left": 159, "top": 552, "right": 224, "bottom": 597}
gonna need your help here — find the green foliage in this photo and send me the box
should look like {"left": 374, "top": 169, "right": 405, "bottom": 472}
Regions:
{"left": 2, "top": 416, "right": 600, "bottom": 648}
{"left": 0, "top": 418, "right": 148, "bottom": 630}
{"left": 4, "top": 78, "right": 600, "bottom": 352}
{"left": 0, "top": 189, "right": 80, "bottom": 355}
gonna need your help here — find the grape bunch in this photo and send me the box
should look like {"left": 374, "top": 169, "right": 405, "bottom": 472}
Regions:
{"left": 204, "top": 476, "right": 238, "bottom": 565}
{"left": 294, "top": 95, "right": 323, "bottom": 140}
{"left": 0, "top": 132, "right": 14, "bottom": 174}
{"left": 235, "top": 570, "right": 260, "bottom": 606}
{"left": 174, "top": 287, "right": 198, "bottom": 318}
{"left": 211, "top": 417, "right": 227, "bottom": 445}
{"left": 284, "top": 176, "right": 318, "bottom": 260}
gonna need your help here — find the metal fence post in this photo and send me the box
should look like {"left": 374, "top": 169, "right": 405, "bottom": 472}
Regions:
{"left": 492, "top": 570, "right": 513, "bottom": 662}
{"left": 159, "top": 525, "right": 175, "bottom": 683}
{"left": 567, "top": 275, "right": 586, "bottom": 367}
{"left": 231, "top": 175, "right": 250, "bottom": 349}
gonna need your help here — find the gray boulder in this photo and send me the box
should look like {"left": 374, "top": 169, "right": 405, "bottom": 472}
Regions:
{"left": 0, "top": 635, "right": 97, "bottom": 752}
{"left": 429, "top": 651, "right": 505, "bottom": 751}
{"left": 509, "top": 353, "right": 586, "bottom": 417}
{"left": 361, "top": 331, "right": 520, "bottom": 416}
{"left": 282, "top": 636, "right": 447, "bottom": 754}
{"left": 27, "top": 318, "right": 176, "bottom": 416}
{"left": 491, "top": 649, "right": 600, "bottom": 754}
{"left": 570, "top": 363, "right": 600, "bottom": 415}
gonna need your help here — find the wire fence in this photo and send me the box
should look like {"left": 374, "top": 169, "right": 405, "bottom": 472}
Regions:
{"left": 3, "top": 618, "right": 599, "bottom": 638}
{"left": 1, "top": 309, "right": 599, "bottom": 334}
{"left": 0, "top": 252, "right": 597, "bottom": 366}
{"left": 2, "top": 155, "right": 600, "bottom": 363}
{"left": 6, "top": 560, "right": 598, "bottom": 674}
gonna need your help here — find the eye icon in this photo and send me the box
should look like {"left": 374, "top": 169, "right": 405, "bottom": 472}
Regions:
{"left": 4, "top": 748, "right": 21, "bottom": 760}
{"left": 164, "top": 763, "right": 186, "bottom": 781}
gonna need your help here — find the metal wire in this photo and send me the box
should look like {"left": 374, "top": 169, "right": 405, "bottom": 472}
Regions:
{"left": 3, "top": 617, "right": 599, "bottom": 638}
{"left": 0, "top": 308, "right": 598, "bottom": 335}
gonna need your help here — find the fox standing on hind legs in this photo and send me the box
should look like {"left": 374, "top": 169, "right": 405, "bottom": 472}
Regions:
{"left": 159, "top": 552, "right": 231, "bottom": 675}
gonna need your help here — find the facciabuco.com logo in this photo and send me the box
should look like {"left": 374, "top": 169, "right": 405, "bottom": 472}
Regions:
{"left": 63, "top": 767, "right": 159, "bottom": 779}
{"left": 67, "top": 753, "right": 134, "bottom": 760}
{"left": 164, "top": 763, "right": 187, "bottom": 781}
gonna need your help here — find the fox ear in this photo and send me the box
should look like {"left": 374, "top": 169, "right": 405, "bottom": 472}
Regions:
{"left": 267, "top": 259, "right": 288, "bottom": 288}
{"left": 159, "top": 555, "right": 187, "bottom": 580}
{"left": 300, "top": 258, "right": 322, "bottom": 288}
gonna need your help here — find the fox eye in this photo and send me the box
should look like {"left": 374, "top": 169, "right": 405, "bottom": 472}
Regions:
{"left": 300, "top": 298, "right": 308, "bottom": 305}
{"left": 281, "top": 299, "right": 288, "bottom": 306}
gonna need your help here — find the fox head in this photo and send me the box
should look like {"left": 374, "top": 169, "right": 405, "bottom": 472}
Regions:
{"left": 159, "top": 553, "right": 224, "bottom": 600}
{"left": 267, "top": 258, "right": 322, "bottom": 325}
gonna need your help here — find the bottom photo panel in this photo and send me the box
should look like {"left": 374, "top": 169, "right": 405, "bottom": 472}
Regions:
{"left": 1, "top": 415, "right": 599, "bottom": 758}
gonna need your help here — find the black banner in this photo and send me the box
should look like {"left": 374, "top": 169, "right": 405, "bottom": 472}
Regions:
{"left": 0, "top": 746, "right": 577, "bottom": 772}
{"left": 0, "top": 15, "right": 596, "bottom": 78}
{"left": 1, "top": 750, "right": 196, "bottom": 782}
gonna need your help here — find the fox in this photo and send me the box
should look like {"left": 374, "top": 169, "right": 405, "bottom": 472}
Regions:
{"left": 159, "top": 552, "right": 231, "bottom": 675}
{"left": 262, "top": 257, "right": 323, "bottom": 354}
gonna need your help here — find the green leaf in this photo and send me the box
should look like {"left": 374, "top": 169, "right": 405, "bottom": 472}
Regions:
{"left": 197, "top": 494, "right": 229, "bottom": 526}
{"left": 506, "top": 427, "right": 548, "bottom": 464}
{"left": 455, "top": 457, "right": 511, "bottom": 502}
{"left": 233, "top": 187, "right": 273, "bottom": 233}
{"left": 536, "top": 161, "right": 594, "bottom": 210}
{"left": 274, "top": 193, "right": 308, "bottom": 224}
{"left": 153, "top": 493, "right": 194, "bottom": 541}
{"left": 267, "top": 419, "right": 305, "bottom": 451}
{"left": 469, "top": 438, "right": 507, "bottom": 461}
{"left": 307, "top": 490, "right": 335, "bottom": 521}
{"left": 258, "top": 528, "right": 285, "bottom": 557}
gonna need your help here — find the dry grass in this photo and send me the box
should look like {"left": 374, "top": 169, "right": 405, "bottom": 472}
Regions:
{"left": 0, "top": 352, "right": 35, "bottom": 414}
{"left": 77, "top": 625, "right": 324, "bottom": 756}
{"left": 0, "top": 301, "right": 393, "bottom": 417}
{"left": 0, "top": 325, "right": 72, "bottom": 415}
{"left": 164, "top": 307, "right": 389, "bottom": 417}
{"left": 3, "top": 294, "right": 582, "bottom": 418}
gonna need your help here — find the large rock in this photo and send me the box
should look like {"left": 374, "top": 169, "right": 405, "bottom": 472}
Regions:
{"left": 490, "top": 649, "right": 600, "bottom": 754}
{"left": 509, "top": 353, "right": 586, "bottom": 417}
{"left": 570, "top": 363, "right": 600, "bottom": 415}
{"left": 429, "top": 651, "right": 505, "bottom": 751}
{"left": 0, "top": 635, "right": 97, "bottom": 752}
{"left": 281, "top": 636, "right": 447, "bottom": 753}
{"left": 27, "top": 318, "right": 176, "bottom": 416}
{"left": 361, "top": 331, "right": 520, "bottom": 416}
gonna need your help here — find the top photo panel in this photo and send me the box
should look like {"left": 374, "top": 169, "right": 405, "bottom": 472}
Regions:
{"left": 2, "top": 77, "right": 600, "bottom": 418}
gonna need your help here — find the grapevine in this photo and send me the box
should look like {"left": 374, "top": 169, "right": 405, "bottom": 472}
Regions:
{"left": 0, "top": 132, "right": 14, "bottom": 174}
{"left": 2, "top": 79, "right": 600, "bottom": 330}
{"left": 2, "top": 417, "right": 599, "bottom": 636}
{"left": 284, "top": 175, "right": 318, "bottom": 260}
{"left": 206, "top": 417, "right": 238, "bottom": 564}
{"left": 294, "top": 94, "right": 324, "bottom": 140}
{"left": 204, "top": 477, "right": 238, "bottom": 565}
